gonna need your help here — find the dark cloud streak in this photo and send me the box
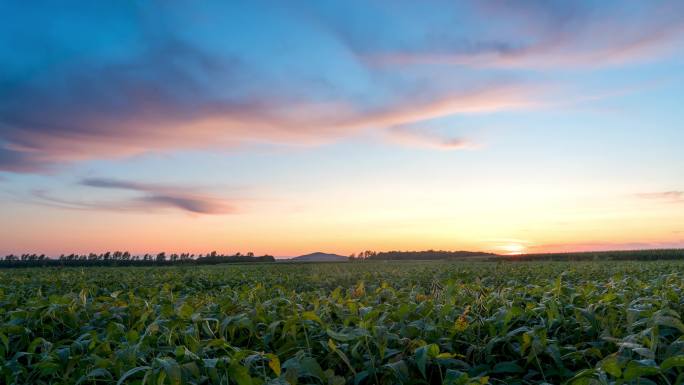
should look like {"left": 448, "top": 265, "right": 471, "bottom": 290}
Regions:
{"left": 31, "top": 178, "right": 236, "bottom": 215}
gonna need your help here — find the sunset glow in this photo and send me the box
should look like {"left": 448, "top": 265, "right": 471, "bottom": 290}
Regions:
{"left": 1, "top": 1, "right": 683, "bottom": 257}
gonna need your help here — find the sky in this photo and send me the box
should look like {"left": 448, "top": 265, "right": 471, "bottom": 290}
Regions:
{"left": 1, "top": 1, "right": 683, "bottom": 257}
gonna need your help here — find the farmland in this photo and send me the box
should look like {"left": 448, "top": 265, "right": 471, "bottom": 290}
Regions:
{"left": 1, "top": 261, "right": 683, "bottom": 384}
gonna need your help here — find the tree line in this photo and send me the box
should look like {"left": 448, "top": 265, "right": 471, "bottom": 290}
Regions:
{"left": 494, "top": 248, "right": 684, "bottom": 261}
{"left": 0, "top": 251, "right": 275, "bottom": 268}
{"left": 348, "top": 249, "right": 495, "bottom": 261}
{"left": 348, "top": 249, "right": 684, "bottom": 261}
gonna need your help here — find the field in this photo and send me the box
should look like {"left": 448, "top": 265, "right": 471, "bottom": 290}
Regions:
{"left": 1, "top": 261, "right": 684, "bottom": 385}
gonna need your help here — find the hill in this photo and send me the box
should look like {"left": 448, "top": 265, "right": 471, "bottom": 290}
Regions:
{"left": 291, "top": 252, "right": 348, "bottom": 262}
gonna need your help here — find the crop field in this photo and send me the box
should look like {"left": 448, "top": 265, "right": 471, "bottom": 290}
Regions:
{"left": 1, "top": 261, "right": 684, "bottom": 385}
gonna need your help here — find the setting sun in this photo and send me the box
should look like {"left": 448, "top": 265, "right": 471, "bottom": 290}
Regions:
{"left": 498, "top": 244, "right": 527, "bottom": 255}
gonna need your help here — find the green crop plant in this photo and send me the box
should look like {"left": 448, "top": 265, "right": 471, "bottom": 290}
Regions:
{"left": 1, "top": 261, "right": 683, "bottom": 384}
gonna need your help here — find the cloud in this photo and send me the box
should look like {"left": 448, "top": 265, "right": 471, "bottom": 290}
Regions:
{"left": 0, "top": 147, "right": 50, "bottom": 173}
{"left": 31, "top": 178, "right": 235, "bottom": 215}
{"left": 1, "top": 58, "right": 540, "bottom": 172}
{"left": 636, "top": 191, "right": 684, "bottom": 203}
{"left": 1, "top": 1, "right": 680, "bottom": 173}
{"left": 0, "top": 2, "right": 558, "bottom": 174}
{"left": 527, "top": 240, "right": 684, "bottom": 254}
{"left": 361, "top": 2, "right": 684, "bottom": 69}
{"left": 0, "top": 39, "right": 271, "bottom": 172}
{"left": 385, "top": 125, "right": 473, "bottom": 150}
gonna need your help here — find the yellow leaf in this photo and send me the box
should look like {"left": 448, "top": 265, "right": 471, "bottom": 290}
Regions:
{"left": 352, "top": 281, "right": 365, "bottom": 298}
{"left": 454, "top": 317, "right": 468, "bottom": 332}
{"left": 266, "top": 354, "right": 281, "bottom": 376}
{"left": 302, "top": 311, "right": 322, "bottom": 324}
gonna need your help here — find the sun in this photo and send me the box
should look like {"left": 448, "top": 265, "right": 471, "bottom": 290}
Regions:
{"left": 499, "top": 243, "right": 526, "bottom": 255}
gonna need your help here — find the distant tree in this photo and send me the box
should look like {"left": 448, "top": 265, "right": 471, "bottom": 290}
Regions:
{"left": 156, "top": 252, "right": 167, "bottom": 262}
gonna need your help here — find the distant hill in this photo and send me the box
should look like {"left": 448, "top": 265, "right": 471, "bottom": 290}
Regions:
{"left": 291, "top": 252, "right": 348, "bottom": 262}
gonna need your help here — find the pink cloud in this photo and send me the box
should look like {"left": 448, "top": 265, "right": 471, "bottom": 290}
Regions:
{"left": 1, "top": 81, "right": 541, "bottom": 172}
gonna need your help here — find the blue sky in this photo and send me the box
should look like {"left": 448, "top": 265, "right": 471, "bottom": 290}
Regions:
{"left": 1, "top": 1, "right": 683, "bottom": 256}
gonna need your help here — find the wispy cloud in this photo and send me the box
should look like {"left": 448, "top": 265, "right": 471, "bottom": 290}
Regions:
{"left": 636, "top": 191, "right": 684, "bottom": 203}
{"left": 527, "top": 240, "right": 684, "bottom": 254}
{"left": 31, "top": 178, "right": 236, "bottom": 215}
{"left": 385, "top": 125, "right": 473, "bottom": 150}
{"left": 361, "top": 2, "right": 684, "bottom": 69}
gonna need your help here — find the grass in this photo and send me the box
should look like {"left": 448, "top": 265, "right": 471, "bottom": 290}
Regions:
{"left": 1, "top": 261, "right": 683, "bottom": 384}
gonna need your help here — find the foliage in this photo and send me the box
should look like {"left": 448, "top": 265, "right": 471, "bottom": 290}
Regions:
{"left": 1, "top": 261, "right": 683, "bottom": 384}
{"left": 499, "top": 248, "right": 684, "bottom": 261}
{"left": 363, "top": 250, "right": 494, "bottom": 261}
{"left": 0, "top": 251, "right": 275, "bottom": 268}
{"left": 349, "top": 249, "right": 684, "bottom": 262}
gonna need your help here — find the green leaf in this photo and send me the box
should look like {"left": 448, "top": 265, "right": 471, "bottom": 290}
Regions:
{"left": 301, "top": 311, "right": 322, "bottom": 324}
{"left": 285, "top": 367, "right": 299, "bottom": 385}
{"left": 300, "top": 357, "right": 325, "bottom": 379}
{"left": 327, "top": 329, "right": 355, "bottom": 342}
{"left": 567, "top": 369, "right": 598, "bottom": 385}
{"left": 426, "top": 343, "right": 440, "bottom": 358}
{"left": 0, "top": 332, "right": 8, "bottom": 352}
{"left": 126, "top": 329, "right": 139, "bottom": 343}
{"left": 492, "top": 361, "right": 525, "bottom": 374}
{"left": 203, "top": 358, "right": 218, "bottom": 368}
{"left": 653, "top": 316, "right": 684, "bottom": 333}
{"left": 415, "top": 345, "right": 429, "bottom": 378}
{"left": 117, "top": 366, "right": 152, "bottom": 385}
{"left": 414, "top": 344, "right": 439, "bottom": 378}
{"left": 444, "top": 369, "right": 470, "bottom": 385}
{"left": 177, "top": 303, "right": 194, "bottom": 319}
{"left": 599, "top": 355, "right": 622, "bottom": 377}
{"left": 76, "top": 368, "right": 113, "bottom": 385}
{"left": 228, "top": 364, "right": 253, "bottom": 385}
{"left": 156, "top": 358, "right": 182, "bottom": 385}
{"left": 661, "top": 355, "right": 684, "bottom": 371}
{"left": 383, "top": 360, "right": 408, "bottom": 382}
{"left": 623, "top": 360, "right": 659, "bottom": 381}
{"left": 354, "top": 370, "right": 369, "bottom": 385}
{"left": 36, "top": 361, "right": 61, "bottom": 375}
{"left": 328, "top": 339, "right": 355, "bottom": 374}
